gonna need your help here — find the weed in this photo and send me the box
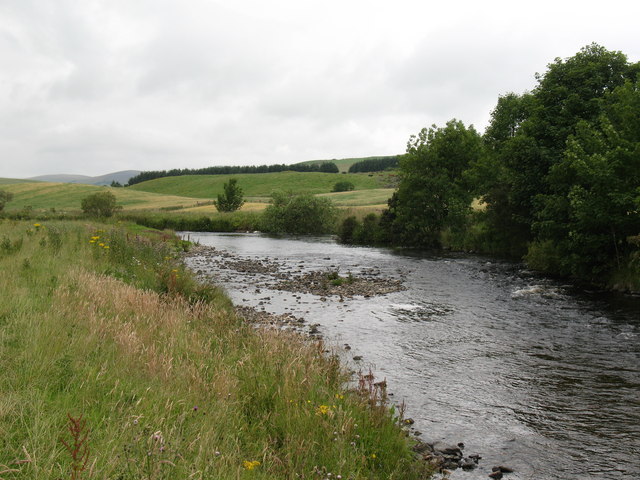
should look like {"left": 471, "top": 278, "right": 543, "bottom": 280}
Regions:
{"left": 60, "top": 414, "right": 90, "bottom": 480}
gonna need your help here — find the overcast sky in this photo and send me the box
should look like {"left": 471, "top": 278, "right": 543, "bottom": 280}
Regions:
{"left": 1, "top": 0, "right": 638, "bottom": 178}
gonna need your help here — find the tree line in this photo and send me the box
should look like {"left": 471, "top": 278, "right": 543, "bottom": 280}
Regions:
{"left": 127, "top": 162, "right": 339, "bottom": 185}
{"left": 340, "top": 44, "right": 640, "bottom": 287}
{"left": 347, "top": 156, "right": 400, "bottom": 173}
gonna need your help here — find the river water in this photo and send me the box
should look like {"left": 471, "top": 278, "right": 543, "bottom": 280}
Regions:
{"left": 181, "top": 232, "right": 640, "bottom": 480}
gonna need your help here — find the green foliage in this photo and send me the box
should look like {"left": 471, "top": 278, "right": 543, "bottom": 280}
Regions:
{"left": 122, "top": 210, "right": 261, "bottom": 233}
{"left": 0, "top": 189, "right": 13, "bottom": 211}
{"left": 332, "top": 181, "right": 355, "bottom": 192}
{"left": 80, "top": 191, "right": 121, "bottom": 217}
{"left": 532, "top": 79, "right": 640, "bottom": 279}
{"left": 390, "top": 120, "right": 483, "bottom": 248}
{"left": 261, "top": 192, "right": 336, "bottom": 235}
{"left": 348, "top": 156, "right": 400, "bottom": 173}
{"left": 214, "top": 178, "right": 245, "bottom": 212}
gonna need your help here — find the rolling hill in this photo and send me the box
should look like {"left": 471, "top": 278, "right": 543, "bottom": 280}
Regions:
{"left": 0, "top": 182, "right": 211, "bottom": 212}
{"left": 128, "top": 171, "right": 396, "bottom": 200}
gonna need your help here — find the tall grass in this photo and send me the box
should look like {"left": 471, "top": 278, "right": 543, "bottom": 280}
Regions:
{"left": 0, "top": 219, "right": 432, "bottom": 479}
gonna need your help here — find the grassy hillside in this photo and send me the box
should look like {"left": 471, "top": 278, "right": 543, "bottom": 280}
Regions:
{"left": 129, "top": 171, "right": 389, "bottom": 200}
{"left": 0, "top": 220, "right": 431, "bottom": 479}
{"left": 0, "top": 182, "right": 212, "bottom": 212}
{"left": 318, "top": 188, "right": 393, "bottom": 207}
{"left": 0, "top": 177, "right": 33, "bottom": 185}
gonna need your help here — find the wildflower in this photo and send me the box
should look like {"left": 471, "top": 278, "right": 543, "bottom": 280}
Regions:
{"left": 243, "top": 460, "right": 260, "bottom": 470}
{"left": 316, "top": 405, "right": 331, "bottom": 416}
{"left": 98, "top": 243, "right": 105, "bottom": 247}
{"left": 371, "top": 453, "right": 376, "bottom": 459}
{"left": 193, "top": 406, "right": 198, "bottom": 411}
{"left": 335, "top": 393, "right": 344, "bottom": 400}
{"left": 103, "top": 245, "right": 110, "bottom": 249}
{"left": 33, "top": 223, "right": 41, "bottom": 228}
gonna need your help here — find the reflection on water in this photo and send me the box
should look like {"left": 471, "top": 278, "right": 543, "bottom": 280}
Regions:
{"left": 182, "top": 232, "right": 640, "bottom": 479}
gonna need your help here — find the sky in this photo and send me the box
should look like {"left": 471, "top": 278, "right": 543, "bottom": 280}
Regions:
{"left": 0, "top": 0, "right": 638, "bottom": 179}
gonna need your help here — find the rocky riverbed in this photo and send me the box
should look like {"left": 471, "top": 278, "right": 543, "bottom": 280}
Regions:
{"left": 185, "top": 244, "right": 406, "bottom": 299}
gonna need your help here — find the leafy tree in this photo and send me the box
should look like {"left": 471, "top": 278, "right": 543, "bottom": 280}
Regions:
{"left": 81, "top": 191, "right": 120, "bottom": 217}
{"left": 214, "top": 179, "right": 245, "bottom": 212}
{"left": 530, "top": 79, "right": 640, "bottom": 278}
{"left": 261, "top": 192, "right": 336, "bottom": 235}
{"left": 471, "top": 44, "right": 637, "bottom": 259}
{"left": 0, "top": 190, "right": 13, "bottom": 212}
{"left": 332, "top": 181, "right": 355, "bottom": 192}
{"left": 390, "top": 120, "right": 483, "bottom": 247}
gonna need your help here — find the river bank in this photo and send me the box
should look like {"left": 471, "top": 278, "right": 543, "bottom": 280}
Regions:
{"left": 0, "top": 220, "right": 434, "bottom": 479}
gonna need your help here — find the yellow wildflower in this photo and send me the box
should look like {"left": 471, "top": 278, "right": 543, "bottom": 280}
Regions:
{"left": 242, "top": 460, "right": 260, "bottom": 470}
{"left": 316, "top": 405, "right": 331, "bottom": 416}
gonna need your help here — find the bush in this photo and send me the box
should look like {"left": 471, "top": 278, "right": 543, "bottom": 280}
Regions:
{"left": 81, "top": 191, "right": 121, "bottom": 217}
{"left": 0, "top": 190, "right": 13, "bottom": 212}
{"left": 332, "top": 181, "right": 355, "bottom": 192}
{"left": 338, "top": 213, "right": 386, "bottom": 245}
{"left": 261, "top": 192, "right": 336, "bottom": 235}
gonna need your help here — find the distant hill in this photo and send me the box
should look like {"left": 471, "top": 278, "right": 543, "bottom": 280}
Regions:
{"left": 27, "top": 170, "right": 141, "bottom": 186}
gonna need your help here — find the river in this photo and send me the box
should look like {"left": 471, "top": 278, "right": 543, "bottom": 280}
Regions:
{"left": 181, "top": 232, "right": 640, "bottom": 480}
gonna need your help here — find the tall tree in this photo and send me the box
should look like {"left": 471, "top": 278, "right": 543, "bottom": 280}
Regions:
{"left": 390, "top": 120, "right": 483, "bottom": 247}
{"left": 531, "top": 78, "right": 640, "bottom": 278}
{"left": 474, "top": 44, "right": 637, "bottom": 256}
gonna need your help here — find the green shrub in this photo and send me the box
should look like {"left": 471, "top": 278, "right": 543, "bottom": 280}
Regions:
{"left": 0, "top": 189, "right": 13, "bottom": 212}
{"left": 261, "top": 192, "right": 336, "bottom": 235}
{"left": 332, "top": 181, "right": 355, "bottom": 192}
{"left": 81, "top": 191, "right": 120, "bottom": 217}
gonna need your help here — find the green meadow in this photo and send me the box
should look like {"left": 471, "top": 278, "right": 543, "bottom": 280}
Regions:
{"left": 0, "top": 181, "right": 211, "bottom": 212}
{"left": 0, "top": 219, "right": 431, "bottom": 479}
{"left": 128, "top": 171, "right": 392, "bottom": 200}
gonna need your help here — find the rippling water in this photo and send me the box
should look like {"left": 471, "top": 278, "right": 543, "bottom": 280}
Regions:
{"left": 181, "top": 232, "right": 640, "bottom": 479}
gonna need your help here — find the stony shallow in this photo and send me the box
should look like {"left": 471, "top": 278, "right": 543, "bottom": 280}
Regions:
{"left": 185, "top": 244, "right": 405, "bottom": 299}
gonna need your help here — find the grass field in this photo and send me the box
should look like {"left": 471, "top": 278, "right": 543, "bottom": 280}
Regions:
{"left": 318, "top": 188, "right": 393, "bottom": 207}
{"left": 128, "top": 171, "right": 393, "bottom": 200}
{"left": 0, "top": 177, "right": 32, "bottom": 185}
{"left": 0, "top": 220, "right": 431, "bottom": 479}
{"left": 0, "top": 182, "right": 212, "bottom": 212}
{"left": 0, "top": 172, "right": 396, "bottom": 216}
